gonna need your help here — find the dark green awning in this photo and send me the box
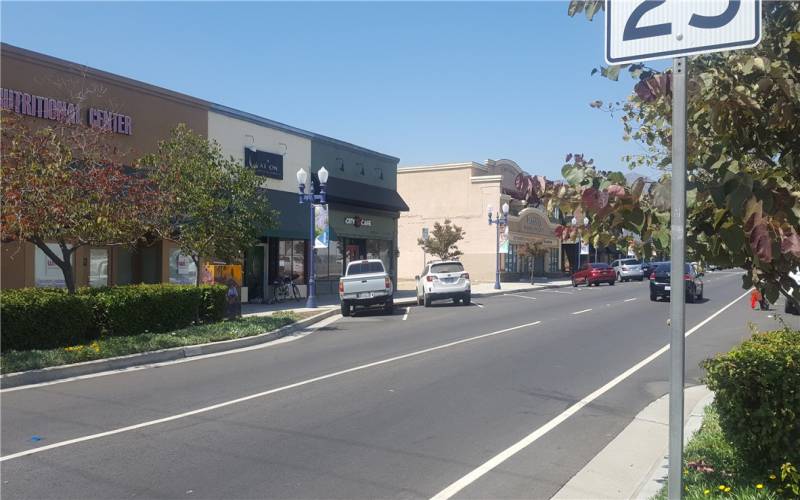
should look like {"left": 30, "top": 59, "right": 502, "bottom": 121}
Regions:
{"left": 262, "top": 189, "right": 309, "bottom": 240}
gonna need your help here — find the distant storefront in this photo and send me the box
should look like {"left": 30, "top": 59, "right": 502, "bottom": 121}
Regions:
{"left": 397, "top": 159, "right": 562, "bottom": 283}
{"left": 0, "top": 43, "right": 408, "bottom": 296}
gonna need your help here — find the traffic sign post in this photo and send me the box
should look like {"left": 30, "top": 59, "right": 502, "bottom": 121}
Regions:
{"left": 605, "top": 2, "right": 761, "bottom": 498}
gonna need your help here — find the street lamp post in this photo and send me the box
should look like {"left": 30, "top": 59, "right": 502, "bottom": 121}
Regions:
{"left": 297, "top": 166, "right": 328, "bottom": 308}
{"left": 488, "top": 202, "right": 509, "bottom": 290}
{"left": 572, "top": 216, "right": 589, "bottom": 269}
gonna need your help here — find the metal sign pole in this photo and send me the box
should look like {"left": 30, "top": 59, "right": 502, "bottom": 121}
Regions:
{"left": 668, "top": 56, "right": 688, "bottom": 500}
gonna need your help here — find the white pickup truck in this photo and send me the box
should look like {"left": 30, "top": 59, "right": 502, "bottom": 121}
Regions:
{"left": 338, "top": 259, "right": 394, "bottom": 317}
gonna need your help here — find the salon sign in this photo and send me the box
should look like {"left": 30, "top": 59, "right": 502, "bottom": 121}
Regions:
{"left": 1, "top": 87, "right": 132, "bottom": 135}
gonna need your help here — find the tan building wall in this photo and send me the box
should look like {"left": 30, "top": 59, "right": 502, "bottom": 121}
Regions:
{"left": 398, "top": 163, "right": 501, "bottom": 283}
{"left": 398, "top": 160, "right": 561, "bottom": 284}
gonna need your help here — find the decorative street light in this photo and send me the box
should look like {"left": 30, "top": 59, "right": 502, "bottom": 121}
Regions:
{"left": 297, "top": 166, "right": 328, "bottom": 308}
{"left": 571, "top": 216, "right": 590, "bottom": 270}
{"left": 488, "top": 202, "right": 510, "bottom": 290}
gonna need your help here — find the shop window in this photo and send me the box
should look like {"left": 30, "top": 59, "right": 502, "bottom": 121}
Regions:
{"left": 89, "top": 249, "right": 109, "bottom": 288}
{"left": 329, "top": 241, "right": 344, "bottom": 279}
{"left": 549, "top": 251, "right": 559, "bottom": 273}
{"left": 315, "top": 244, "right": 329, "bottom": 280}
{"left": 35, "top": 243, "right": 72, "bottom": 288}
{"left": 278, "top": 240, "right": 307, "bottom": 283}
{"left": 169, "top": 248, "right": 197, "bottom": 285}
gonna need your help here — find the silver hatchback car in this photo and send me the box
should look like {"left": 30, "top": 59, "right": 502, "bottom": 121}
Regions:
{"left": 611, "top": 258, "right": 644, "bottom": 282}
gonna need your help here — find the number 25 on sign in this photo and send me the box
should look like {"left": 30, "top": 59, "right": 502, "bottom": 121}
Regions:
{"left": 605, "top": 0, "right": 761, "bottom": 64}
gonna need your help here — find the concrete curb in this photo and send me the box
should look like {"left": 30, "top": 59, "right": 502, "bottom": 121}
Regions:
{"left": 0, "top": 309, "right": 339, "bottom": 390}
{"left": 634, "top": 389, "right": 716, "bottom": 500}
{"left": 551, "top": 385, "right": 714, "bottom": 500}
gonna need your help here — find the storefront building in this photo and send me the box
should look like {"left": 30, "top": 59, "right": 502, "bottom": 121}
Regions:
{"left": 1, "top": 43, "right": 210, "bottom": 290}
{"left": 1, "top": 43, "right": 407, "bottom": 297}
{"left": 397, "top": 159, "right": 562, "bottom": 283}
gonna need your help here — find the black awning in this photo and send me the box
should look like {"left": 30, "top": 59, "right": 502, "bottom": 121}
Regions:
{"left": 315, "top": 176, "right": 409, "bottom": 212}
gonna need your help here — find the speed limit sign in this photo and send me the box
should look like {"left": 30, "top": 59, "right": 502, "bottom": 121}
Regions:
{"left": 605, "top": 0, "right": 762, "bottom": 64}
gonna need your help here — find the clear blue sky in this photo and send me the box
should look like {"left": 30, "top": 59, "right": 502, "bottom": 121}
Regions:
{"left": 1, "top": 1, "right": 651, "bottom": 180}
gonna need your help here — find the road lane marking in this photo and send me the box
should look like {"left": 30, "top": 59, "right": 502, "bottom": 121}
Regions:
{"left": 572, "top": 309, "right": 592, "bottom": 315}
{"left": 503, "top": 294, "right": 537, "bottom": 300}
{"left": 430, "top": 288, "right": 752, "bottom": 500}
{"left": 624, "top": 298, "right": 637, "bottom": 302}
{"left": 475, "top": 303, "right": 484, "bottom": 309}
{"left": 0, "top": 320, "right": 543, "bottom": 462}
{"left": 539, "top": 290, "right": 573, "bottom": 295}
{"left": 402, "top": 307, "right": 410, "bottom": 321}
{"left": 1, "top": 314, "right": 343, "bottom": 394}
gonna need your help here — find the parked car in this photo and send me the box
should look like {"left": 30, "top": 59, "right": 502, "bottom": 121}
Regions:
{"left": 611, "top": 258, "right": 644, "bottom": 282}
{"left": 572, "top": 262, "right": 616, "bottom": 287}
{"left": 339, "top": 259, "right": 394, "bottom": 316}
{"left": 785, "top": 269, "right": 800, "bottom": 315}
{"left": 649, "top": 262, "right": 704, "bottom": 302}
{"left": 416, "top": 260, "right": 471, "bottom": 306}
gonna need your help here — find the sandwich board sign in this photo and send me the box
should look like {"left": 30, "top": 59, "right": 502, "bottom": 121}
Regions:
{"left": 605, "top": 0, "right": 762, "bottom": 64}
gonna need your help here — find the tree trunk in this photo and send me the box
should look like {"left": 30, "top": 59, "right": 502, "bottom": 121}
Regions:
{"left": 192, "top": 255, "right": 201, "bottom": 286}
{"left": 31, "top": 238, "right": 77, "bottom": 293}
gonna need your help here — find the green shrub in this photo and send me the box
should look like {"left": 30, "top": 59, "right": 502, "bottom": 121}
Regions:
{"left": 703, "top": 327, "right": 800, "bottom": 469}
{"left": 90, "top": 284, "right": 202, "bottom": 337}
{"left": 1, "top": 289, "right": 97, "bottom": 352}
{"left": 199, "top": 284, "right": 227, "bottom": 322}
{"left": 1, "top": 284, "right": 229, "bottom": 352}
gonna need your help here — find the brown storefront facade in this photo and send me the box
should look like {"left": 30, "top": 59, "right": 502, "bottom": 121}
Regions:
{"left": 1, "top": 43, "right": 210, "bottom": 289}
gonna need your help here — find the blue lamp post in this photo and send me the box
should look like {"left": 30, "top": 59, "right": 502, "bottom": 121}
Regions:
{"left": 488, "top": 202, "right": 510, "bottom": 290}
{"left": 297, "top": 166, "right": 328, "bottom": 308}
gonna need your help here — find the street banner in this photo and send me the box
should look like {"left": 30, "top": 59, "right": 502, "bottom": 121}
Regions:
{"left": 315, "top": 204, "right": 329, "bottom": 249}
{"left": 499, "top": 224, "right": 509, "bottom": 254}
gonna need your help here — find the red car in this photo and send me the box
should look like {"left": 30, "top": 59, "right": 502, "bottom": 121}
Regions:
{"left": 572, "top": 263, "right": 616, "bottom": 287}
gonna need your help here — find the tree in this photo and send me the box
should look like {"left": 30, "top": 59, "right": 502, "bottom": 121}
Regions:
{"left": 417, "top": 219, "right": 466, "bottom": 260}
{"left": 517, "top": 241, "right": 548, "bottom": 282}
{"left": 524, "top": 1, "right": 800, "bottom": 303}
{"left": 1, "top": 114, "right": 159, "bottom": 293}
{"left": 141, "top": 124, "right": 276, "bottom": 284}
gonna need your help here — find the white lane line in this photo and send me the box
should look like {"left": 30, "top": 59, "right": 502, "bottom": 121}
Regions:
{"left": 572, "top": 308, "right": 592, "bottom": 315}
{"left": 0, "top": 320, "right": 543, "bottom": 463}
{"left": 1, "top": 314, "right": 343, "bottom": 394}
{"left": 475, "top": 303, "right": 484, "bottom": 309}
{"left": 503, "top": 294, "right": 537, "bottom": 300}
{"left": 624, "top": 298, "right": 637, "bottom": 302}
{"left": 402, "top": 307, "right": 410, "bottom": 321}
{"left": 430, "top": 288, "right": 752, "bottom": 500}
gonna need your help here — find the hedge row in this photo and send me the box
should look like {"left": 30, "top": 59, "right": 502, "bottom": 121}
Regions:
{"left": 1, "top": 284, "right": 228, "bottom": 352}
{"left": 703, "top": 327, "right": 800, "bottom": 470}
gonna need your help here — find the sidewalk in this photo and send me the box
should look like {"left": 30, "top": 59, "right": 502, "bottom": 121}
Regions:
{"left": 552, "top": 385, "right": 714, "bottom": 500}
{"left": 242, "top": 277, "right": 573, "bottom": 317}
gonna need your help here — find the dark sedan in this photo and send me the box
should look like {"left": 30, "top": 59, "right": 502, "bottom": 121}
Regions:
{"left": 650, "top": 263, "right": 704, "bottom": 302}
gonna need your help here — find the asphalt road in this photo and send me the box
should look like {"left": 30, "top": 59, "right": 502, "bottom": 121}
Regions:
{"left": 1, "top": 271, "right": 796, "bottom": 499}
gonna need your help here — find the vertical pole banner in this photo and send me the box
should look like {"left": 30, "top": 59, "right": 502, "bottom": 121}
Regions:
{"left": 314, "top": 204, "right": 329, "bottom": 249}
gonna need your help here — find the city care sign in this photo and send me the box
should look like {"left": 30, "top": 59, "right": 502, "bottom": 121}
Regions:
{"left": 1, "top": 87, "right": 133, "bottom": 135}
{"left": 605, "top": 0, "right": 761, "bottom": 64}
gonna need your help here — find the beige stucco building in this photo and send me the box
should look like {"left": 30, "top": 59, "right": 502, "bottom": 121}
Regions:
{"left": 398, "top": 159, "right": 562, "bottom": 284}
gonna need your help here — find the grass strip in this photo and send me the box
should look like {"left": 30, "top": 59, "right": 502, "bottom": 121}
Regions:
{"left": 1, "top": 313, "right": 305, "bottom": 374}
{"left": 653, "top": 404, "right": 791, "bottom": 500}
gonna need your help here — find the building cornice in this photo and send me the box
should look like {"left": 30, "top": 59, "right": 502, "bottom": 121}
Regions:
{"left": 470, "top": 174, "right": 503, "bottom": 184}
{"left": 399, "top": 162, "right": 488, "bottom": 174}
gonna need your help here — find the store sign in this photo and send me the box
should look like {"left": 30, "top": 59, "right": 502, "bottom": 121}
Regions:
{"left": 1, "top": 87, "right": 133, "bottom": 135}
{"left": 344, "top": 216, "right": 372, "bottom": 228}
{"left": 244, "top": 147, "right": 283, "bottom": 179}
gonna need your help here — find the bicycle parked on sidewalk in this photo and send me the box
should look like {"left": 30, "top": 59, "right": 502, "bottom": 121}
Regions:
{"left": 268, "top": 276, "right": 302, "bottom": 304}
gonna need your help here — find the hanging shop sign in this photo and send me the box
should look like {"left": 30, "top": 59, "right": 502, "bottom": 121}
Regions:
{"left": 344, "top": 216, "right": 372, "bottom": 228}
{"left": 244, "top": 147, "right": 283, "bottom": 179}
{"left": 1, "top": 87, "right": 132, "bottom": 135}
